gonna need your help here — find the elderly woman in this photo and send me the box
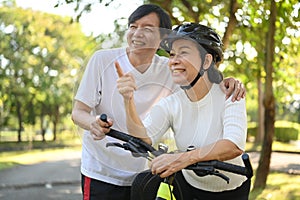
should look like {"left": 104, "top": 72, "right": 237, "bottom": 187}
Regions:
{"left": 106, "top": 23, "right": 250, "bottom": 200}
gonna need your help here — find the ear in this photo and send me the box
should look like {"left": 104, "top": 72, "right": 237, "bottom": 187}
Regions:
{"left": 203, "top": 54, "right": 213, "bottom": 70}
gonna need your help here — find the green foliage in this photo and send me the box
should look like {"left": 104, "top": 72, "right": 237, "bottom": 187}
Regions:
{"left": 247, "top": 127, "right": 257, "bottom": 138}
{"left": 275, "top": 127, "right": 298, "bottom": 142}
{"left": 1, "top": 0, "right": 299, "bottom": 143}
{"left": 146, "top": 0, "right": 300, "bottom": 124}
{"left": 0, "top": 5, "right": 98, "bottom": 141}
{"left": 51, "top": 0, "right": 300, "bottom": 125}
{"left": 0, "top": 128, "right": 81, "bottom": 150}
{"left": 247, "top": 121, "right": 300, "bottom": 143}
{"left": 274, "top": 121, "right": 300, "bottom": 142}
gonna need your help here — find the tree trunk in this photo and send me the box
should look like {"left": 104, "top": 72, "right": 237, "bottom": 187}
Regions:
{"left": 40, "top": 114, "right": 46, "bottom": 142}
{"left": 222, "top": 0, "right": 239, "bottom": 50}
{"left": 253, "top": 0, "right": 276, "bottom": 190}
{"left": 256, "top": 76, "right": 264, "bottom": 143}
{"left": 16, "top": 98, "right": 22, "bottom": 142}
{"left": 52, "top": 121, "right": 57, "bottom": 141}
{"left": 40, "top": 105, "right": 46, "bottom": 142}
{"left": 52, "top": 105, "right": 59, "bottom": 141}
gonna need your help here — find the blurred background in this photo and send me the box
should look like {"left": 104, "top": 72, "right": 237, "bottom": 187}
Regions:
{"left": 0, "top": 0, "right": 299, "bottom": 199}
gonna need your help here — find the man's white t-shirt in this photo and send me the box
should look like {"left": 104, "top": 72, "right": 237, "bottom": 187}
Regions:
{"left": 74, "top": 47, "right": 178, "bottom": 186}
{"left": 143, "top": 84, "right": 248, "bottom": 192}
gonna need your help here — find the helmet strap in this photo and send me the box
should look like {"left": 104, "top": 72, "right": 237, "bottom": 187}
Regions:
{"left": 180, "top": 67, "right": 206, "bottom": 90}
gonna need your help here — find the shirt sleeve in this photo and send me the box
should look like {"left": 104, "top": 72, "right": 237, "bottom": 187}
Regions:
{"left": 223, "top": 97, "right": 247, "bottom": 151}
{"left": 74, "top": 51, "right": 102, "bottom": 108}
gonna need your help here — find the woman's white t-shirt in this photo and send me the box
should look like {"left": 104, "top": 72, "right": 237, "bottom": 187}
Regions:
{"left": 143, "top": 84, "right": 248, "bottom": 192}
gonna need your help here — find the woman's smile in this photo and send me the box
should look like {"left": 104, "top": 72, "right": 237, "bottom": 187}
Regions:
{"left": 172, "top": 68, "right": 186, "bottom": 75}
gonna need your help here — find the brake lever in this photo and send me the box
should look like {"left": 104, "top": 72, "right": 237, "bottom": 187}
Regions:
{"left": 123, "top": 142, "right": 152, "bottom": 160}
{"left": 192, "top": 166, "right": 230, "bottom": 183}
{"left": 106, "top": 142, "right": 145, "bottom": 157}
{"left": 211, "top": 170, "right": 230, "bottom": 184}
{"left": 106, "top": 140, "right": 154, "bottom": 160}
{"left": 192, "top": 166, "right": 215, "bottom": 176}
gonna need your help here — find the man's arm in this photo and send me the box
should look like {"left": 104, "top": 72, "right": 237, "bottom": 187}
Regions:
{"left": 72, "top": 100, "right": 111, "bottom": 140}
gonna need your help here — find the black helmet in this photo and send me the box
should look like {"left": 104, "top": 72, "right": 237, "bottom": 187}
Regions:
{"left": 160, "top": 23, "right": 223, "bottom": 63}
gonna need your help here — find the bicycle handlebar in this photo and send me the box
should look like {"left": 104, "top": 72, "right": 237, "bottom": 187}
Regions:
{"left": 186, "top": 153, "right": 253, "bottom": 179}
{"left": 106, "top": 128, "right": 159, "bottom": 155}
{"left": 101, "top": 114, "right": 253, "bottom": 182}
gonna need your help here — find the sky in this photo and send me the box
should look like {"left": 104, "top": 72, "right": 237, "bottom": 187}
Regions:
{"left": 15, "top": 0, "right": 143, "bottom": 36}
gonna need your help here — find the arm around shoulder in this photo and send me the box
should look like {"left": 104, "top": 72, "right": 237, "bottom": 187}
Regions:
{"left": 221, "top": 77, "right": 246, "bottom": 102}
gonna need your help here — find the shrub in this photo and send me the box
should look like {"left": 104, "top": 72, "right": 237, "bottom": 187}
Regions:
{"left": 275, "top": 127, "right": 298, "bottom": 142}
{"left": 247, "top": 125, "right": 299, "bottom": 143}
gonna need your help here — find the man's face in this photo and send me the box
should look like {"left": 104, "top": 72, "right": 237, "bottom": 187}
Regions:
{"left": 127, "top": 12, "right": 161, "bottom": 53}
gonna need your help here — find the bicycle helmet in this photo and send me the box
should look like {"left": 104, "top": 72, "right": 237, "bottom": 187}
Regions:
{"left": 161, "top": 23, "right": 223, "bottom": 63}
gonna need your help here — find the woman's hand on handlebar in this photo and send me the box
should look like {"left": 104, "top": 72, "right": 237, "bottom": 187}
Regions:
{"left": 90, "top": 115, "right": 113, "bottom": 140}
{"left": 151, "top": 152, "right": 191, "bottom": 178}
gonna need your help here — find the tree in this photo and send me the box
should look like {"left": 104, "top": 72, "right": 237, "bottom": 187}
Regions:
{"left": 47, "top": 0, "right": 300, "bottom": 189}
{"left": 253, "top": 0, "right": 276, "bottom": 190}
{"left": 0, "top": 4, "right": 97, "bottom": 141}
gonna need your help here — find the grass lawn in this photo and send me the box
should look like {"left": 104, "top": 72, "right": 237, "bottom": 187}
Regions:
{"left": 0, "top": 147, "right": 81, "bottom": 170}
{"left": 249, "top": 173, "right": 300, "bottom": 200}
{"left": 246, "top": 140, "right": 300, "bottom": 153}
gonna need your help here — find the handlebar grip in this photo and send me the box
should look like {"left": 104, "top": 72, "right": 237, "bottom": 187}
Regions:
{"left": 190, "top": 153, "right": 253, "bottom": 179}
{"left": 204, "top": 160, "right": 246, "bottom": 175}
{"left": 100, "top": 114, "right": 134, "bottom": 142}
{"left": 211, "top": 153, "right": 253, "bottom": 178}
{"left": 242, "top": 153, "right": 253, "bottom": 178}
{"left": 100, "top": 113, "right": 158, "bottom": 154}
{"left": 100, "top": 114, "right": 108, "bottom": 123}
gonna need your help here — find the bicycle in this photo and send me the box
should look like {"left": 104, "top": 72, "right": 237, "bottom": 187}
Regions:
{"left": 100, "top": 114, "right": 253, "bottom": 200}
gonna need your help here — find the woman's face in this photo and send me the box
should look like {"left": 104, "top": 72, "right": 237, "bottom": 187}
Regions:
{"left": 126, "top": 12, "right": 161, "bottom": 54}
{"left": 168, "top": 39, "right": 202, "bottom": 86}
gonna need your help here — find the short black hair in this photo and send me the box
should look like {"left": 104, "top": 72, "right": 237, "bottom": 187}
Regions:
{"left": 128, "top": 4, "right": 172, "bottom": 37}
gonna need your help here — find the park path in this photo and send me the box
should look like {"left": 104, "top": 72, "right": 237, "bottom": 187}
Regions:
{"left": 0, "top": 151, "right": 299, "bottom": 200}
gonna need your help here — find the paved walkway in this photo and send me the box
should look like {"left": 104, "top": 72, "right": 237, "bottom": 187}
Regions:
{"left": 0, "top": 151, "right": 299, "bottom": 200}
{"left": 0, "top": 150, "right": 82, "bottom": 200}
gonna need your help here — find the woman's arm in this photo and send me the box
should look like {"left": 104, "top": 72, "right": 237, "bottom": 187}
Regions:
{"left": 188, "top": 139, "right": 243, "bottom": 163}
{"left": 115, "top": 62, "right": 151, "bottom": 144}
{"left": 123, "top": 96, "right": 152, "bottom": 145}
{"left": 151, "top": 139, "right": 243, "bottom": 178}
